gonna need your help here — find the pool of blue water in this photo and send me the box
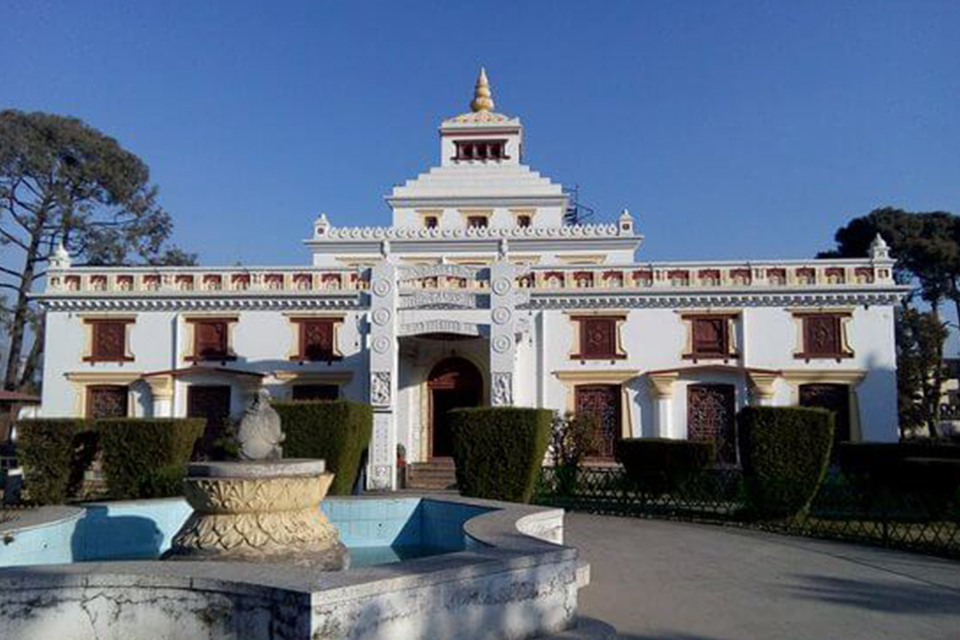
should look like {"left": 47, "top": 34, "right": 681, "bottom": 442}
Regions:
{"left": 0, "top": 497, "right": 492, "bottom": 569}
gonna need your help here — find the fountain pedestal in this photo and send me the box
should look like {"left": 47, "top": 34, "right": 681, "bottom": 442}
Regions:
{"left": 164, "top": 459, "right": 348, "bottom": 570}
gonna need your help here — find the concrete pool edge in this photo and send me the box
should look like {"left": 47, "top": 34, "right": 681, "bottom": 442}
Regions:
{"left": 0, "top": 495, "right": 585, "bottom": 640}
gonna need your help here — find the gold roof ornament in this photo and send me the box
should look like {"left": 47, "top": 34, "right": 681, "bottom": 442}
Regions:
{"left": 470, "top": 67, "right": 495, "bottom": 112}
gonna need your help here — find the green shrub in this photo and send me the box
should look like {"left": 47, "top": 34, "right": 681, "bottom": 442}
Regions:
{"left": 615, "top": 438, "right": 715, "bottom": 495}
{"left": 98, "top": 418, "right": 204, "bottom": 500}
{"left": 737, "top": 406, "right": 834, "bottom": 519}
{"left": 449, "top": 407, "right": 552, "bottom": 503}
{"left": 138, "top": 464, "right": 187, "bottom": 498}
{"left": 273, "top": 400, "right": 373, "bottom": 495}
{"left": 16, "top": 419, "right": 95, "bottom": 505}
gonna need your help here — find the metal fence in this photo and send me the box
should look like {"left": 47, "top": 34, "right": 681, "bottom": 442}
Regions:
{"left": 534, "top": 465, "right": 960, "bottom": 559}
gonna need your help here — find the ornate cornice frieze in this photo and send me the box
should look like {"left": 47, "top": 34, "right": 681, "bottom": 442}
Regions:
{"left": 38, "top": 294, "right": 365, "bottom": 312}
{"left": 310, "top": 222, "right": 627, "bottom": 242}
{"left": 398, "top": 290, "right": 484, "bottom": 310}
{"left": 524, "top": 290, "right": 904, "bottom": 310}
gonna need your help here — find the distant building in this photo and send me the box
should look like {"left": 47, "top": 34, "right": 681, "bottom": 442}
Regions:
{"left": 34, "top": 70, "right": 907, "bottom": 489}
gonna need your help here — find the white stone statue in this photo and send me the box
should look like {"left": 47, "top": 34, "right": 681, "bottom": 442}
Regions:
{"left": 237, "top": 389, "right": 284, "bottom": 461}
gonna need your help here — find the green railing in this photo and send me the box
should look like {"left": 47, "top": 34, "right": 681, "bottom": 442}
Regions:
{"left": 534, "top": 465, "right": 960, "bottom": 558}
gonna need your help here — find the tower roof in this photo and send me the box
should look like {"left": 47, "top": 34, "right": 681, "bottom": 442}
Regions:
{"left": 443, "top": 68, "right": 516, "bottom": 126}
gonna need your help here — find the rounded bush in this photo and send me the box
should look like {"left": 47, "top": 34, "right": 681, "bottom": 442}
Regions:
{"left": 138, "top": 464, "right": 187, "bottom": 498}
{"left": 15, "top": 419, "right": 90, "bottom": 505}
{"left": 273, "top": 400, "right": 372, "bottom": 495}
{"left": 737, "top": 406, "right": 834, "bottom": 519}
{"left": 449, "top": 407, "right": 552, "bottom": 503}
{"left": 615, "top": 438, "right": 715, "bottom": 495}
{"left": 99, "top": 418, "right": 204, "bottom": 500}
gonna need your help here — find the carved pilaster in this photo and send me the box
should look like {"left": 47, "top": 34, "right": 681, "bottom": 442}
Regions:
{"left": 367, "top": 262, "right": 398, "bottom": 490}
{"left": 489, "top": 260, "right": 518, "bottom": 406}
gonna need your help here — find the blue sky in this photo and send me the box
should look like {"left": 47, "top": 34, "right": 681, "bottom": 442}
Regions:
{"left": 2, "top": 1, "right": 958, "bottom": 269}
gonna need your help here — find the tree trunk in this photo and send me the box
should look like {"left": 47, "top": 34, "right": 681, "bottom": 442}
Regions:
{"left": 3, "top": 221, "right": 43, "bottom": 391}
{"left": 18, "top": 314, "right": 45, "bottom": 392}
{"left": 926, "top": 305, "right": 944, "bottom": 438}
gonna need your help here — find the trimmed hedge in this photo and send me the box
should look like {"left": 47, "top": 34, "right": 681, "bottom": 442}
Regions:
{"left": 98, "top": 419, "right": 204, "bottom": 500}
{"left": 138, "top": 464, "right": 188, "bottom": 499}
{"left": 273, "top": 400, "right": 373, "bottom": 495}
{"left": 839, "top": 442, "right": 960, "bottom": 512}
{"left": 615, "top": 438, "right": 715, "bottom": 495}
{"left": 449, "top": 407, "right": 552, "bottom": 503}
{"left": 15, "top": 419, "right": 93, "bottom": 505}
{"left": 737, "top": 406, "right": 834, "bottom": 519}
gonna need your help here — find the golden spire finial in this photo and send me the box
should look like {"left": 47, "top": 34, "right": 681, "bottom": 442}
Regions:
{"left": 470, "top": 67, "right": 495, "bottom": 112}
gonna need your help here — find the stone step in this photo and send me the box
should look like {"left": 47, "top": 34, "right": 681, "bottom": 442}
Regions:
{"left": 405, "top": 461, "right": 457, "bottom": 490}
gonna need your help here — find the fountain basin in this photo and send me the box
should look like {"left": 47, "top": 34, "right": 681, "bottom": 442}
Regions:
{"left": 164, "top": 459, "right": 347, "bottom": 570}
{"left": 0, "top": 496, "right": 583, "bottom": 640}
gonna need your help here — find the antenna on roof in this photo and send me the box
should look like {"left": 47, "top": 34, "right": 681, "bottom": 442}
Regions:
{"left": 563, "top": 185, "right": 595, "bottom": 226}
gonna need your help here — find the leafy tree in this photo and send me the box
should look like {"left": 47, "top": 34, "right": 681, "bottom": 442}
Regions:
{"left": 0, "top": 110, "right": 195, "bottom": 390}
{"left": 822, "top": 207, "right": 958, "bottom": 438}
{"left": 896, "top": 308, "right": 949, "bottom": 437}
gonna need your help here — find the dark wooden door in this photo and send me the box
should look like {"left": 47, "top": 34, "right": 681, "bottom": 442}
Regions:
{"left": 575, "top": 384, "right": 622, "bottom": 459}
{"left": 87, "top": 385, "right": 128, "bottom": 419}
{"left": 428, "top": 358, "right": 482, "bottom": 459}
{"left": 800, "top": 383, "right": 851, "bottom": 445}
{"left": 687, "top": 384, "right": 737, "bottom": 464}
{"left": 187, "top": 385, "right": 232, "bottom": 455}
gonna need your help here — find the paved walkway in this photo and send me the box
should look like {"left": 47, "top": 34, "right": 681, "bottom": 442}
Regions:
{"left": 565, "top": 513, "right": 960, "bottom": 640}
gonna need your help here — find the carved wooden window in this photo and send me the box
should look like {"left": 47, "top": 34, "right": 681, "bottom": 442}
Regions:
{"left": 796, "top": 313, "right": 852, "bottom": 359}
{"left": 692, "top": 317, "right": 729, "bottom": 357}
{"left": 688, "top": 384, "right": 737, "bottom": 464}
{"left": 87, "top": 385, "right": 128, "bottom": 419}
{"left": 292, "top": 384, "right": 339, "bottom": 401}
{"left": 291, "top": 318, "right": 342, "bottom": 362}
{"left": 203, "top": 275, "right": 222, "bottom": 290}
{"left": 87, "top": 320, "right": 134, "bottom": 363}
{"left": 796, "top": 268, "right": 816, "bottom": 285}
{"left": 231, "top": 274, "right": 251, "bottom": 290}
{"left": 767, "top": 268, "right": 786, "bottom": 285}
{"left": 191, "top": 320, "right": 233, "bottom": 361}
{"left": 572, "top": 316, "right": 625, "bottom": 360}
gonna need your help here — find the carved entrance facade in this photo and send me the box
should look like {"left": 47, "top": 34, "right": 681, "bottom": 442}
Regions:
{"left": 575, "top": 384, "right": 621, "bottom": 459}
{"left": 687, "top": 383, "right": 737, "bottom": 464}
{"left": 427, "top": 357, "right": 483, "bottom": 459}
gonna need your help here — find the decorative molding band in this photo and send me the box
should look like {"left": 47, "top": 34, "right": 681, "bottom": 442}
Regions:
{"left": 311, "top": 222, "right": 626, "bottom": 242}
{"left": 525, "top": 291, "right": 903, "bottom": 310}
{"left": 398, "top": 290, "right": 483, "bottom": 310}
{"left": 780, "top": 369, "right": 868, "bottom": 385}
{"left": 398, "top": 264, "right": 484, "bottom": 281}
{"left": 399, "top": 320, "right": 482, "bottom": 337}
{"left": 272, "top": 370, "right": 354, "bottom": 384}
{"left": 38, "top": 295, "right": 365, "bottom": 312}
{"left": 552, "top": 370, "right": 641, "bottom": 384}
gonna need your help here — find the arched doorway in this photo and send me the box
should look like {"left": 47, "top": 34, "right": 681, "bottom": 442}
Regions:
{"left": 428, "top": 357, "right": 483, "bottom": 459}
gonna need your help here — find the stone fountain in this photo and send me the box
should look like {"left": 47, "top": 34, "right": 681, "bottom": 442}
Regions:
{"left": 164, "top": 389, "right": 348, "bottom": 570}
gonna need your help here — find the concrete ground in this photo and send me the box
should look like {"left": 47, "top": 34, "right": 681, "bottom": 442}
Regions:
{"left": 565, "top": 513, "right": 960, "bottom": 640}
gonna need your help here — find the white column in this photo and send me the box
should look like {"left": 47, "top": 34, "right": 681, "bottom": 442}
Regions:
{"left": 367, "top": 262, "right": 398, "bottom": 490}
{"left": 145, "top": 375, "right": 174, "bottom": 418}
{"left": 648, "top": 372, "right": 678, "bottom": 439}
{"left": 489, "top": 260, "right": 518, "bottom": 406}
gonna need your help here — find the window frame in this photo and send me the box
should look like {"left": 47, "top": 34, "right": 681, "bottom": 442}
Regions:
{"left": 288, "top": 317, "right": 344, "bottom": 363}
{"left": 185, "top": 317, "right": 237, "bottom": 362}
{"left": 570, "top": 314, "right": 628, "bottom": 361}
{"left": 453, "top": 139, "right": 509, "bottom": 162}
{"left": 681, "top": 313, "right": 739, "bottom": 362}
{"left": 83, "top": 318, "right": 136, "bottom": 363}
{"left": 793, "top": 311, "right": 854, "bottom": 361}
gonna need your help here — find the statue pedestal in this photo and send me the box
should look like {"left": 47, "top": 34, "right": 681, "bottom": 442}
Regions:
{"left": 164, "top": 459, "right": 348, "bottom": 570}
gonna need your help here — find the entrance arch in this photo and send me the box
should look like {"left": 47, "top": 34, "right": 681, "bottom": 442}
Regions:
{"left": 427, "top": 357, "right": 483, "bottom": 459}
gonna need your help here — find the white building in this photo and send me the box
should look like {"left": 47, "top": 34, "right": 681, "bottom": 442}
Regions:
{"left": 35, "top": 70, "right": 905, "bottom": 489}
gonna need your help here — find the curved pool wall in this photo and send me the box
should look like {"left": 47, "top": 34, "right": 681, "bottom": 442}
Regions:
{"left": 0, "top": 496, "right": 581, "bottom": 640}
{"left": 0, "top": 497, "right": 490, "bottom": 568}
